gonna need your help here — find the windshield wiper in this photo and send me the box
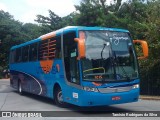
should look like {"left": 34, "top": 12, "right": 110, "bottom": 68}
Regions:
{"left": 100, "top": 44, "right": 108, "bottom": 83}
{"left": 101, "top": 43, "right": 106, "bottom": 60}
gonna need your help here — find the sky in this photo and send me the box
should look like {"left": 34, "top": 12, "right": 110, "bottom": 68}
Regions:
{"left": 0, "top": 0, "right": 80, "bottom": 23}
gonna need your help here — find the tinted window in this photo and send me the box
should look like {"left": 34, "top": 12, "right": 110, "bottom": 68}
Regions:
{"left": 22, "top": 46, "right": 29, "bottom": 62}
{"left": 55, "top": 36, "right": 61, "bottom": 59}
{"left": 39, "top": 40, "right": 48, "bottom": 60}
{"left": 10, "top": 50, "right": 16, "bottom": 63}
{"left": 49, "top": 38, "right": 56, "bottom": 59}
{"left": 29, "top": 43, "right": 38, "bottom": 61}
{"left": 39, "top": 38, "right": 57, "bottom": 60}
{"left": 15, "top": 48, "right": 22, "bottom": 62}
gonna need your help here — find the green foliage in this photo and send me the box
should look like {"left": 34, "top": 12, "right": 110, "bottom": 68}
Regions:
{"left": 35, "top": 10, "right": 78, "bottom": 31}
{"left": 0, "top": 10, "right": 22, "bottom": 69}
{"left": 21, "top": 23, "right": 43, "bottom": 40}
{"left": 0, "top": 10, "right": 43, "bottom": 74}
{"left": 75, "top": 0, "right": 105, "bottom": 26}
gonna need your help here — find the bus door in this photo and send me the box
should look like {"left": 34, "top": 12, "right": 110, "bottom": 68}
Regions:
{"left": 63, "top": 32, "right": 81, "bottom": 101}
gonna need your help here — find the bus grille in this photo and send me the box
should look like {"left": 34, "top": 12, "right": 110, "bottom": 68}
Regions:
{"left": 98, "top": 86, "right": 132, "bottom": 93}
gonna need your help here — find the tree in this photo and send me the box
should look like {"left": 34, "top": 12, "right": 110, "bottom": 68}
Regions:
{"left": 21, "top": 23, "right": 43, "bottom": 40}
{"left": 74, "top": 0, "right": 109, "bottom": 26}
{"left": 0, "top": 10, "right": 23, "bottom": 69}
{"left": 0, "top": 10, "right": 43, "bottom": 76}
{"left": 35, "top": 10, "right": 79, "bottom": 32}
{"left": 35, "top": 10, "right": 63, "bottom": 31}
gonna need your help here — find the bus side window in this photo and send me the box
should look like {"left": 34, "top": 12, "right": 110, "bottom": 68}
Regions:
{"left": 22, "top": 46, "right": 29, "bottom": 62}
{"left": 15, "top": 47, "right": 22, "bottom": 63}
{"left": 70, "top": 49, "right": 80, "bottom": 84}
{"left": 38, "top": 39, "right": 57, "bottom": 60}
{"left": 38, "top": 40, "right": 48, "bottom": 60}
{"left": 55, "top": 36, "right": 61, "bottom": 59}
{"left": 29, "top": 43, "right": 38, "bottom": 61}
{"left": 10, "top": 50, "right": 16, "bottom": 64}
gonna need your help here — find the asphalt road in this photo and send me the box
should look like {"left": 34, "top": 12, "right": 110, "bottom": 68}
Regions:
{"left": 0, "top": 79, "right": 160, "bottom": 120}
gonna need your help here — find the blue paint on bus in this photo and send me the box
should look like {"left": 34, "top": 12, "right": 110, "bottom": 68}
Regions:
{"left": 9, "top": 26, "right": 140, "bottom": 107}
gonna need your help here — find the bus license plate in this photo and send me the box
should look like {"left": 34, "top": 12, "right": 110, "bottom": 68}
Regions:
{"left": 112, "top": 96, "right": 121, "bottom": 101}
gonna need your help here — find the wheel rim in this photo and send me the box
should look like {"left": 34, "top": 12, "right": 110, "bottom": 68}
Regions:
{"left": 57, "top": 91, "right": 63, "bottom": 104}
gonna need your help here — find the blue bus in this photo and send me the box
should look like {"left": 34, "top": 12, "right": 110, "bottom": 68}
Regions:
{"left": 9, "top": 26, "right": 148, "bottom": 107}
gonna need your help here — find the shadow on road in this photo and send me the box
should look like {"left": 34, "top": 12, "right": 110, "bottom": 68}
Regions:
{"left": 13, "top": 90, "right": 131, "bottom": 115}
{"left": 1, "top": 80, "right": 131, "bottom": 116}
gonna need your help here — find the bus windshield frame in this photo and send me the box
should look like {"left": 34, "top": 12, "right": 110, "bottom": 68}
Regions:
{"left": 79, "top": 30, "right": 139, "bottom": 83}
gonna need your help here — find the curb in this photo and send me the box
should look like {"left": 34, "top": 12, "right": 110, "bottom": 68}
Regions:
{"left": 0, "top": 79, "right": 10, "bottom": 80}
{"left": 140, "top": 96, "right": 160, "bottom": 101}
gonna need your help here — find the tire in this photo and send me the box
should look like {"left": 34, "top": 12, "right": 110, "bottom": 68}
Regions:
{"left": 18, "top": 81, "right": 23, "bottom": 95}
{"left": 54, "top": 87, "right": 66, "bottom": 107}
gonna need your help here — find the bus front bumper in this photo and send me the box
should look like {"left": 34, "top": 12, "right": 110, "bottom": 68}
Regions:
{"left": 75, "top": 88, "right": 139, "bottom": 107}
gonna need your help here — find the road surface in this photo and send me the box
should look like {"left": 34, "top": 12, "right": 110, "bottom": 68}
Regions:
{"left": 0, "top": 79, "right": 159, "bottom": 120}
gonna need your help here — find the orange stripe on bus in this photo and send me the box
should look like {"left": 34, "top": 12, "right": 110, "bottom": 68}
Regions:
{"left": 40, "top": 32, "right": 56, "bottom": 40}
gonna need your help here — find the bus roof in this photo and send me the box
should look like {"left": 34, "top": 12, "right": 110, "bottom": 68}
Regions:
{"left": 11, "top": 26, "right": 129, "bottom": 50}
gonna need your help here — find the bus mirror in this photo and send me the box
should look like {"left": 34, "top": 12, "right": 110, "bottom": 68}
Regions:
{"left": 133, "top": 40, "right": 148, "bottom": 59}
{"left": 74, "top": 38, "right": 86, "bottom": 60}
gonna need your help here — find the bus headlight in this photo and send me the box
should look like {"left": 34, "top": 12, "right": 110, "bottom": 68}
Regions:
{"left": 132, "top": 84, "right": 139, "bottom": 89}
{"left": 83, "top": 87, "right": 98, "bottom": 92}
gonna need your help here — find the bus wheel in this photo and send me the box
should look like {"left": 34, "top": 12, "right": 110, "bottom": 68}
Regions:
{"left": 54, "top": 87, "right": 66, "bottom": 107}
{"left": 18, "top": 81, "right": 23, "bottom": 95}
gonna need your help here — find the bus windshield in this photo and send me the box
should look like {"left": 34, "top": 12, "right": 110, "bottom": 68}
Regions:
{"left": 81, "top": 31, "right": 138, "bottom": 82}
